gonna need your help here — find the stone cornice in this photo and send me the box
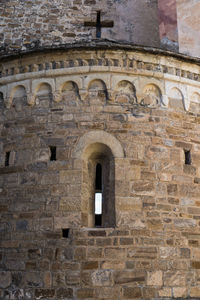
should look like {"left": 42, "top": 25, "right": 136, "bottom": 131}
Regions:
{"left": 0, "top": 40, "right": 200, "bottom": 65}
{"left": 1, "top": 45, "right": 200, "bottom": 114}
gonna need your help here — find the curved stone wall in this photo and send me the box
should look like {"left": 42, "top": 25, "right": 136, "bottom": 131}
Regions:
{"left": 1, "top": 49, "right": 200, "bottom": 299}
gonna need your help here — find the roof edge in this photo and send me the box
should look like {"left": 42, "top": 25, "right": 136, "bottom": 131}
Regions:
{"left": 1, "top": 39, "right": 200, "bottom": 65}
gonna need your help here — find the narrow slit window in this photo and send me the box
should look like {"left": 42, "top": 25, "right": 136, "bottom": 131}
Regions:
{"left": 50, "top": 146, "right": 56, "bottom": 161}
{"left": 95, "top": 163, "right": 102, "bottom": 227}
{"left": 62, "top": 228, "right": 70, "bottom": 238}
{"left": 184, "top": 150, "right": 191, "bottom": 165}
{"left": 5, "top": 151, "right": 10, "bottom": 167}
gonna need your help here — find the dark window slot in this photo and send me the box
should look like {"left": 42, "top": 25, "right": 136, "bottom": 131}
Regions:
{"left": 184, "top": 150, "right": 191, "bottom": 165}
{"left": 95, "top": 163, "right": 102, "bottom": 190}
{"left": 95, "top": 163, "right": 102, "bottom": 227}
{"left": 5, "top": 152, "right": 10, "bottom": 167}
{"left": 62, "top": 228, "right": 70, "bottom": 238}
{"left": 50, "top": 146, "right": 56, "bottom": 161}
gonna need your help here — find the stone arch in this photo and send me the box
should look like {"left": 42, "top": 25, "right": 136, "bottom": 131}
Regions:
{"left": 86, "top": 79, "right": 108, "bottom": 104}
{"left": 10, "top": 85, "right": 27, "bottom": 111}
{"left": 11, "top": 85, "right": 26, "bottom": 99}
{"left": 81, "top": 142, "right": 116, "bottom": 228}
{"left": 35, "top": 82, "right": 52, "bottom": 96}
{"left": 35, "top": 82, "right": 52, "bottom": 106}
{"left": 73, "top": 131, "right": 124, "bottom": 228}
{"left": 140, "top": 84, "right": 161, "bottom": 108}
{"left": 190, "top": 92, "right": 200, "bottom": 114}
{"left": 114, "top": 80, "right": 137, "bottom": 105}
{"left": 169, "top": 87, "right": 185, "bottom": 111}
{"left": 60, "top": 81, "right": 81, "bottom": 105}
{"left": 73, "top": 130, "right": 124, "bottom": 159}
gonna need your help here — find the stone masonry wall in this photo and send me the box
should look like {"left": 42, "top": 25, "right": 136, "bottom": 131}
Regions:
{"left": 0, "top": 0, "right": 160, "bottom": 56}
{"left": 1, "top": 0, "right": 200, "bottom": 58}
{"left": 1, "top": 49, "right": 200, "bottom": 299}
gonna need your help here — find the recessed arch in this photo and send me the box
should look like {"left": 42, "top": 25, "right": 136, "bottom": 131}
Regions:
{"left": 140, "top": 83, "right": 161, "bottom": 107}
{"left": 191, "top": 92, "right": 200, "bottom": 103}
{"left": 60, "top": 80, "right": 81, "bottom": 103}
{"left": 169, "top": 87, "right": 184, "bottom": 100}
{"left": 87, "top": 79, "right": 108, "bottom": 102}
{"left": 190, "top": 92, "right": 200, "bottom": 114}
{"left": 35, "top": 82, "right": 52, "bottom": 96}
{"left": 81, "top": 142, "right": 116, "bottom": 228}
{"left": 72, "top": 130, "right": 124, "bottom": 159}
{"left": 61, "top": 81, "right": 79, "bottom": 93}
{"left": 114, "top": 80, "right": 137, "bottom": 105}
{"left": 116, "top": 80, "right": 136, "bottom": 93}
{"left": 11, "top": 85, "right": 27, "bottom": 99}
{"left": 10, "top": 85, "right": 27, "bottom": 111}
{"left": 88, "top": 79, "right": 107, "bottom": 91}
{"left": 169, "top": 87, "right": 185, "bottom": 111}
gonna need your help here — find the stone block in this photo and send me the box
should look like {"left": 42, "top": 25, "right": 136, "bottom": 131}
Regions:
{"left": 77, "top": 288, "right": 94, "bottom": 299}
{"left": 0, "top": 271, "right": 12, "bottom": 288}
{"left": 104, "top": 247, "right": 126, "bottom": 259}
{"left": 163, "top": 271, "right": 186, "bottom": 286}
{"left": 160, "top": 247, "right": 177, "bottom": 259}
{"left": 143, "top": 287, "right": 157, "bottom": 299}
{"left": 127, "top": 247, "right": 157, "bottom": 259}
{"left": 56, "top": 287, "right": 73, "bottom": 298}
{"left": 114, "top": 270, "right": 145, "bottom": 284}
{"left": 158, "top": 287, "right": 172, "bottom": 297}
{"left": 101, "top": 261, "right": 125, "bottom": 270}
{"left": 95, "top": 287, "right": 121, "bottom": 299}
{"left": 131, "top": 181, "right": 154, "bottom": 193}
{"left": 190, "top": 287, "right": 200, "bottom": 298}
{"left": 173, "top": 287, "right": 187, "bottom": 298}
{"left": 191, "top": 261, "right": 200, "bottom": 269}
{"left": 82, "top": 261, "right": 98, "bottom": 270}
{"left": 123, "top": 287, "right": 142, "bottom": 298}
{"left": 91, "top": 269, "right": 113, "bottom": 286}
{"left": 147, "top": 271, "right": 162, "bottom": 286}
{"left": 35, "top": 289, "right": 55, "bottom": 299}
{"left": 87, "top": 247, "right": 103, "bottom": 259}
{"left": 66, "top": 271, "right": 80, "bottom": 285}
{"left": 54, "top": 213, "right": 81, "bottom": 229}
{"left": 25, "top": 272, "right": 43, "bottom": 288}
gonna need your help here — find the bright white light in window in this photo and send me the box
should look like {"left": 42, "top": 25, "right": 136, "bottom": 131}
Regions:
{"left": 95, "top": 193, "right": 102, "bottom": 214}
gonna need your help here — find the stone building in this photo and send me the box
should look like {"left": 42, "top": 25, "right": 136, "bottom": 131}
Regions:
{"left": 1, "top": 0, "right": 200, "bottom": 299}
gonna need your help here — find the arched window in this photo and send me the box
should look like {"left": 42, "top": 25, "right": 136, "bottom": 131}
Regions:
{"left": 82, "top": 143, "right": 115, "bottom": 228}
{"left": 72, "top": 130, "right": 124, "bottom": 228}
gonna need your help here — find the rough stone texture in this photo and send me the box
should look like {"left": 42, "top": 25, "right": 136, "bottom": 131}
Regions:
{"left": 177, "top": 0, "right": 200, "bottom": 58}
{"left": 0, "top": 47, "right": 200, "bottom": 299}
{"left": 0, "top": 0, "right": 199, "bottom": 58}
{"left": 0, "top": 0, "right": 160, "bottom": 56}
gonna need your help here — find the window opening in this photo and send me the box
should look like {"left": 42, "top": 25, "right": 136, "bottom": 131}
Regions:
{"left": 5, "top": 151, "right": 10, "bottom": 167}
{"left": 184, "top": 150, "right": 191, "bottom": 165}
{"left": 95, "top": 163, "right": 102, "bottom": 227}
{"left": 62, "top": 228, "right": 70, "bottom": 238}
{"left": 50, "top": 146, "right": 56, "bottom": 161}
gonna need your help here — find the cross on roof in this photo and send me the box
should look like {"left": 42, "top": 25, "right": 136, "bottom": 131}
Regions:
{"left": 84, "top": 11, "right": 114, "bottom": 38}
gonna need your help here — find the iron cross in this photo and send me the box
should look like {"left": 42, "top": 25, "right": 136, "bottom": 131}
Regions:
{"left": 84, "top": 11, "right": 114, "bottom": 38}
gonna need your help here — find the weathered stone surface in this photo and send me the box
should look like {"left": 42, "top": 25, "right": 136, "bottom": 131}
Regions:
{"left": 163, "top": 271, "right": 186, "bottom": 287}
{"left": 91, "top": 269, "right": 113, "bottom": 286}
{"left": 147, "top": 271, "right": 163, "bottom": 286}
{"left": 123, "top": 287, "right": 142, "bottom": 298}
{"left": 1, "top": 39, "right": 200, "bottom": 300}
{"left": 0, "top": 271, "right": 12, "bottom": 288}
{"left": 114, "top": 270, "right": 145, "bottom": 284}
